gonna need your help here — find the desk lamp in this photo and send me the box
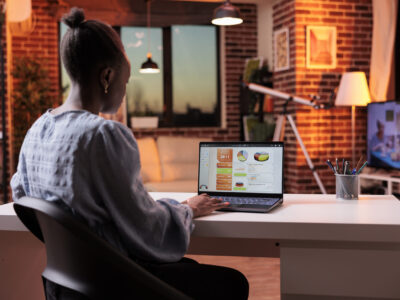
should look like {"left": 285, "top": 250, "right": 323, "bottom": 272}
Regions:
{"left": 335, "top": 72, "right": 371, "bottom": 166}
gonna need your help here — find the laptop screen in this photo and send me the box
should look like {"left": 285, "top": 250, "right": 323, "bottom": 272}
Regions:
{"left": 198, "top": 142, "right": 284, "bottom": 196}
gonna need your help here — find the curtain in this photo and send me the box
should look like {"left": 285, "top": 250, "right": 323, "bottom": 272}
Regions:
{"left": 370, "top": 0, "right": 398, "bottom": 101}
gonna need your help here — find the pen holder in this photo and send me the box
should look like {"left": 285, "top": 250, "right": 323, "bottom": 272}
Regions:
{"left": 335, "top": 174, "right": 359, "bottom": 200}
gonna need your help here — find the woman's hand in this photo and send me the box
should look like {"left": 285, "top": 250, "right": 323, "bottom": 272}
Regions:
{"left": 182, "top": 194, "right": 229, "bottom": 218}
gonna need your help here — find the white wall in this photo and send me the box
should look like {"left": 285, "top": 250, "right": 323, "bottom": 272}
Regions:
{"left": 233, "top": 0, "right": 274, "bottom": 69}
{"left": 257, "top": 1, "right": 273, "bottom": 68}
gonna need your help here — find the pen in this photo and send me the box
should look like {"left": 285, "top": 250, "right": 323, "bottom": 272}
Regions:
{"left": 355, "top": 156, "right": 363, "bottom": 171}
{"left": 343, "top": 161, "right": 349, "bottom": 175}
{"left": 326, "top": 160, "right": 336, "bottom": 174}
{"left": 335, "top": 158, "right": 339, "bottom": 173}
{"left": 342, "top": 159, "right": 345, "bottom": 174}
{"left": 356, "top": 161, "right": 368, "bottom": 175}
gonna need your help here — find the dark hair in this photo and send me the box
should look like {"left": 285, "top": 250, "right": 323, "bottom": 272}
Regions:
{"left": 60, "top": 7, "right": 126, "bottom": 83}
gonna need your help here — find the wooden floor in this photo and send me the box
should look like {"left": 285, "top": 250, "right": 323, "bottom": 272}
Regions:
{"left": 186, "top": 255, "right": 280, "bottom": 300}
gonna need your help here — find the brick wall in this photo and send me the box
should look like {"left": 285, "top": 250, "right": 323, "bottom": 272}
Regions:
{"left": 0, "top": 0, "right": 8, "bottom": 203}
{"left": 7, "top": 2, "right": 258, "bottom": 150}
{"left": 273, "top": 0, "right": 372, "bottom": 193}
{"left": 8, "top": 0, "right": 61, "bottom": 174}
{"left": 2, "top": 1, "right": 256, "bottom": 201}
{"left": 133, "top": 3, "right": 257, "bottom": 141}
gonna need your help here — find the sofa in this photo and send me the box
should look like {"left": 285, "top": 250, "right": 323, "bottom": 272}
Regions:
{"left": 136, "top": 136, "right": 210, "bottom": 192}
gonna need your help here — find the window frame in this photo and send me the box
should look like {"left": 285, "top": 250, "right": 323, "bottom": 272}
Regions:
{"left": 119, "top": 25, "right": 221, "bottom": 128}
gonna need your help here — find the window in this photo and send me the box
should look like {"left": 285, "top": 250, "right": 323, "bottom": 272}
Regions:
{"left": 121, "top": 25, "right": 220, "bottom": 127}
{"left": 60, "top": 23, "right": 220, "bottom": 127}
{"left": 121, "top": 27, "right": 164, "bottom": 117}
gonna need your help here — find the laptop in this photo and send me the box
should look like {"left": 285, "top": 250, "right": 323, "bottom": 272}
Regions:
{"left": 198, "top": 141, "right": 284, "bottom": 213}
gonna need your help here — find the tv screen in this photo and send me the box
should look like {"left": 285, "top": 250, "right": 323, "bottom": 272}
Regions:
{"left": 367, "top": 100, "right": 400, "bottom": 169}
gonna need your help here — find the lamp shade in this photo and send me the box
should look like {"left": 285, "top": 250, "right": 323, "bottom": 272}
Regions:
{"left": 139, "top": 53, "right": 160, "bottom": 74}
{"left": 7, "top": 0, "right": 31, "bottom": 22}
{"left": 211, "top": 1, "right": 243, "bottom": 26}
{"left": 335, "top": 72, "right": 371, "bottom": 106}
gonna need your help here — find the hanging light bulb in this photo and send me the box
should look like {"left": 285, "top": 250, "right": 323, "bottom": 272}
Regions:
{"left": 140, "top": 0, "right": 160, "bottom": 74}
{"left": 211, "top": 0, "right": 243, "bottom": 26}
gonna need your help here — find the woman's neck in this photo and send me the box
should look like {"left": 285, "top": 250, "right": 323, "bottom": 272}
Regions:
{"left": 52, "top": 83, "right": 101, "bottom": 115}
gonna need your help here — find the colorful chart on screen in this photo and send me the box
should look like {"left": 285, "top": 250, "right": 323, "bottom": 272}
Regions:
{"left": 254, "top": 152, "right": 269, "bottom": 162}
{"left": 237, "top": 150, "right": 248, "bottom": 162}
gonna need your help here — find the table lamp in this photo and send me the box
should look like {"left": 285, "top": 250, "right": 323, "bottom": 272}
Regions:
{"left": 335, "top": 71, "right": 371, "bottom": 167}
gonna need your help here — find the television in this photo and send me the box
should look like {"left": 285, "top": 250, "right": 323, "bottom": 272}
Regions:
{"left": 367, "top": 100, "right": 400, "bottom": 169}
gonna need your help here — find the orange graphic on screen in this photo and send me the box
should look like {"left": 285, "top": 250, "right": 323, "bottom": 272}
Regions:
{"left": 216, "top": 148, "right": 233, "bottom": 190}
{"left": 217, "top": 149, "right": 233, "bottom": 162}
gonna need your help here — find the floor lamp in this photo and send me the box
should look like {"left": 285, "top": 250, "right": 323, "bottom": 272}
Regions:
{"left": 335, "top": 72, "right": 371, "bottom": 167}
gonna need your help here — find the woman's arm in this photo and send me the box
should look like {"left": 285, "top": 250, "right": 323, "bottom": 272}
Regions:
{"left": 88, "top": 121, "right": 194, "bottom": 262}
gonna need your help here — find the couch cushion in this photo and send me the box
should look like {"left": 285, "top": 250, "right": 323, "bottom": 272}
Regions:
{"left": 157, "top": 136, "right": 209, "bottom": 181}
{"left": 136, "top": 137, "right": 162, "bottom": 183}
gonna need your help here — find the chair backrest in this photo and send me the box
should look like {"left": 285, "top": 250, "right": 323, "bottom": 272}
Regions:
{"left": 14, "top": 197, "right": 192, "bottom": 300}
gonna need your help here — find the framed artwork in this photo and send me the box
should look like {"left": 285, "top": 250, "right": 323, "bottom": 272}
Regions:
{"left": 243, "top": 57, "right": 263, "bottom": 83}
{"left": 274, "top": 27, "right": 290, "bottom": 72}
{"left": 306, "top": 26, "right": 337, "bottom": 69}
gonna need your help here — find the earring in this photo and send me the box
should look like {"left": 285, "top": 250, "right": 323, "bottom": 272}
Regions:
{"left": 104, "top": 83, "right": 109, "bottom": 94}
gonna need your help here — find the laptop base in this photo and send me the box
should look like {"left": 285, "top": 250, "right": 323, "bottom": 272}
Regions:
{"left": 217, "top": 199, "right": 283, "bottom": 213}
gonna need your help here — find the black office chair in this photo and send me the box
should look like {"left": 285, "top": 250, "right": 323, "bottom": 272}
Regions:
{"left": 14, "top": 196, "right": 192, "bottom": 300}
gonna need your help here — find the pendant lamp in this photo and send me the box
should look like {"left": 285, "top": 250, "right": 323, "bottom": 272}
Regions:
{"left": 211, "top": 0, "right": 243, "bottom": 26}
{"left": 140, "top": 0, "right": 160, "bottom": 74}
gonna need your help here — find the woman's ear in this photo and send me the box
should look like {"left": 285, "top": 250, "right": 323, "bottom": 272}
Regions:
{"left": 100, "top": 67, "right": 115, "bottom": 94}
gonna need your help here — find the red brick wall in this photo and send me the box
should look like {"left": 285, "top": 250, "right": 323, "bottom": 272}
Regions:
{"left": 3, "top": 2, "right": 256, "bottom": 201}
{"left": 8, "top": 0, "right": 61, "bottom": 173}
{"left": 133, "top": 3, "right": 257, "bottom": 141}
{"left": 0, "top": 0, "right": 8, "bottom": 203}
{"left": 273, "top": 0, "right": 372, "bottom": 193}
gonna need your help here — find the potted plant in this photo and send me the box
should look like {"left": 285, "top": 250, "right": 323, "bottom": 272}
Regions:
{"left": 12, "top": 56, "right": 55, "bottom": 164}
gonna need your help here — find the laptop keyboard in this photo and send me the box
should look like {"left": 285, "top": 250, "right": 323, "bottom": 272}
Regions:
{"left": 220, "top": 196, "right": 280, "bottom": 206}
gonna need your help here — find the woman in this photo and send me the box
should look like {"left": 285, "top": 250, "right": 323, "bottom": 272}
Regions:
{"left": 11, "top": 7, "right": 248, "bottom": 300}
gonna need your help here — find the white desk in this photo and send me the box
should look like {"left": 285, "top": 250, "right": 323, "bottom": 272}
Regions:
{"left": 1, "top": 193, "right": 400, "bottom": 300}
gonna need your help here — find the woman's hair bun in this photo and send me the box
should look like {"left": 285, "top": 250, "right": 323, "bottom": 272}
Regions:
{"left": 62, "top": 7, "right": 85, "bottom": 29}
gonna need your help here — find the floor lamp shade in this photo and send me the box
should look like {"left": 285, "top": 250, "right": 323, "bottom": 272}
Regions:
{"left": 335, "top": 71, "right": 371, "bottom": 167}
{"left": 335, "top": 72, "right": 371, "bottom": 106}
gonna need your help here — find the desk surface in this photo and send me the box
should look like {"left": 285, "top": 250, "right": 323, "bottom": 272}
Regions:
{"left": 2, "top": 193, "right": 400, "bottom": 243}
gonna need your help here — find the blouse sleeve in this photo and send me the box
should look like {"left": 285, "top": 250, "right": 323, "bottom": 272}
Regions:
{"left": 89, "top": 121, "right": 194, "bottom": 263}
{"left": 10, "top": 148, "right": 27, "bottom": 201}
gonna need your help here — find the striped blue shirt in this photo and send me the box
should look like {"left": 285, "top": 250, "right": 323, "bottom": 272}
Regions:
{"left": 11, "top": 110, "right": 194, "bottom": 263}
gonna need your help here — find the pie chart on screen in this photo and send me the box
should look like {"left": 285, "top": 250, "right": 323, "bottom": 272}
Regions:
{"left": 254, "top": 152, "right": 269, "bottom": 161}
{"left": 237, "top": 150, "right": 248, "bottom": 162}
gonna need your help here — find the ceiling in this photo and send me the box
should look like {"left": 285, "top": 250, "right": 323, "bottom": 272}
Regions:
{"left": 57, "top": 0, "right": 223, "bottom": 26}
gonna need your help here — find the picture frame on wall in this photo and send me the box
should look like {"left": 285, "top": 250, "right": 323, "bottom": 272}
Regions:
{"left": 306, "top": 25, "right": 337, "bottom": 69}
{"left": 243, "top": 57, "right": 263, "bottom": 83}
{"left": 274, "top": 27, "right": 290, "bottom": 72}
